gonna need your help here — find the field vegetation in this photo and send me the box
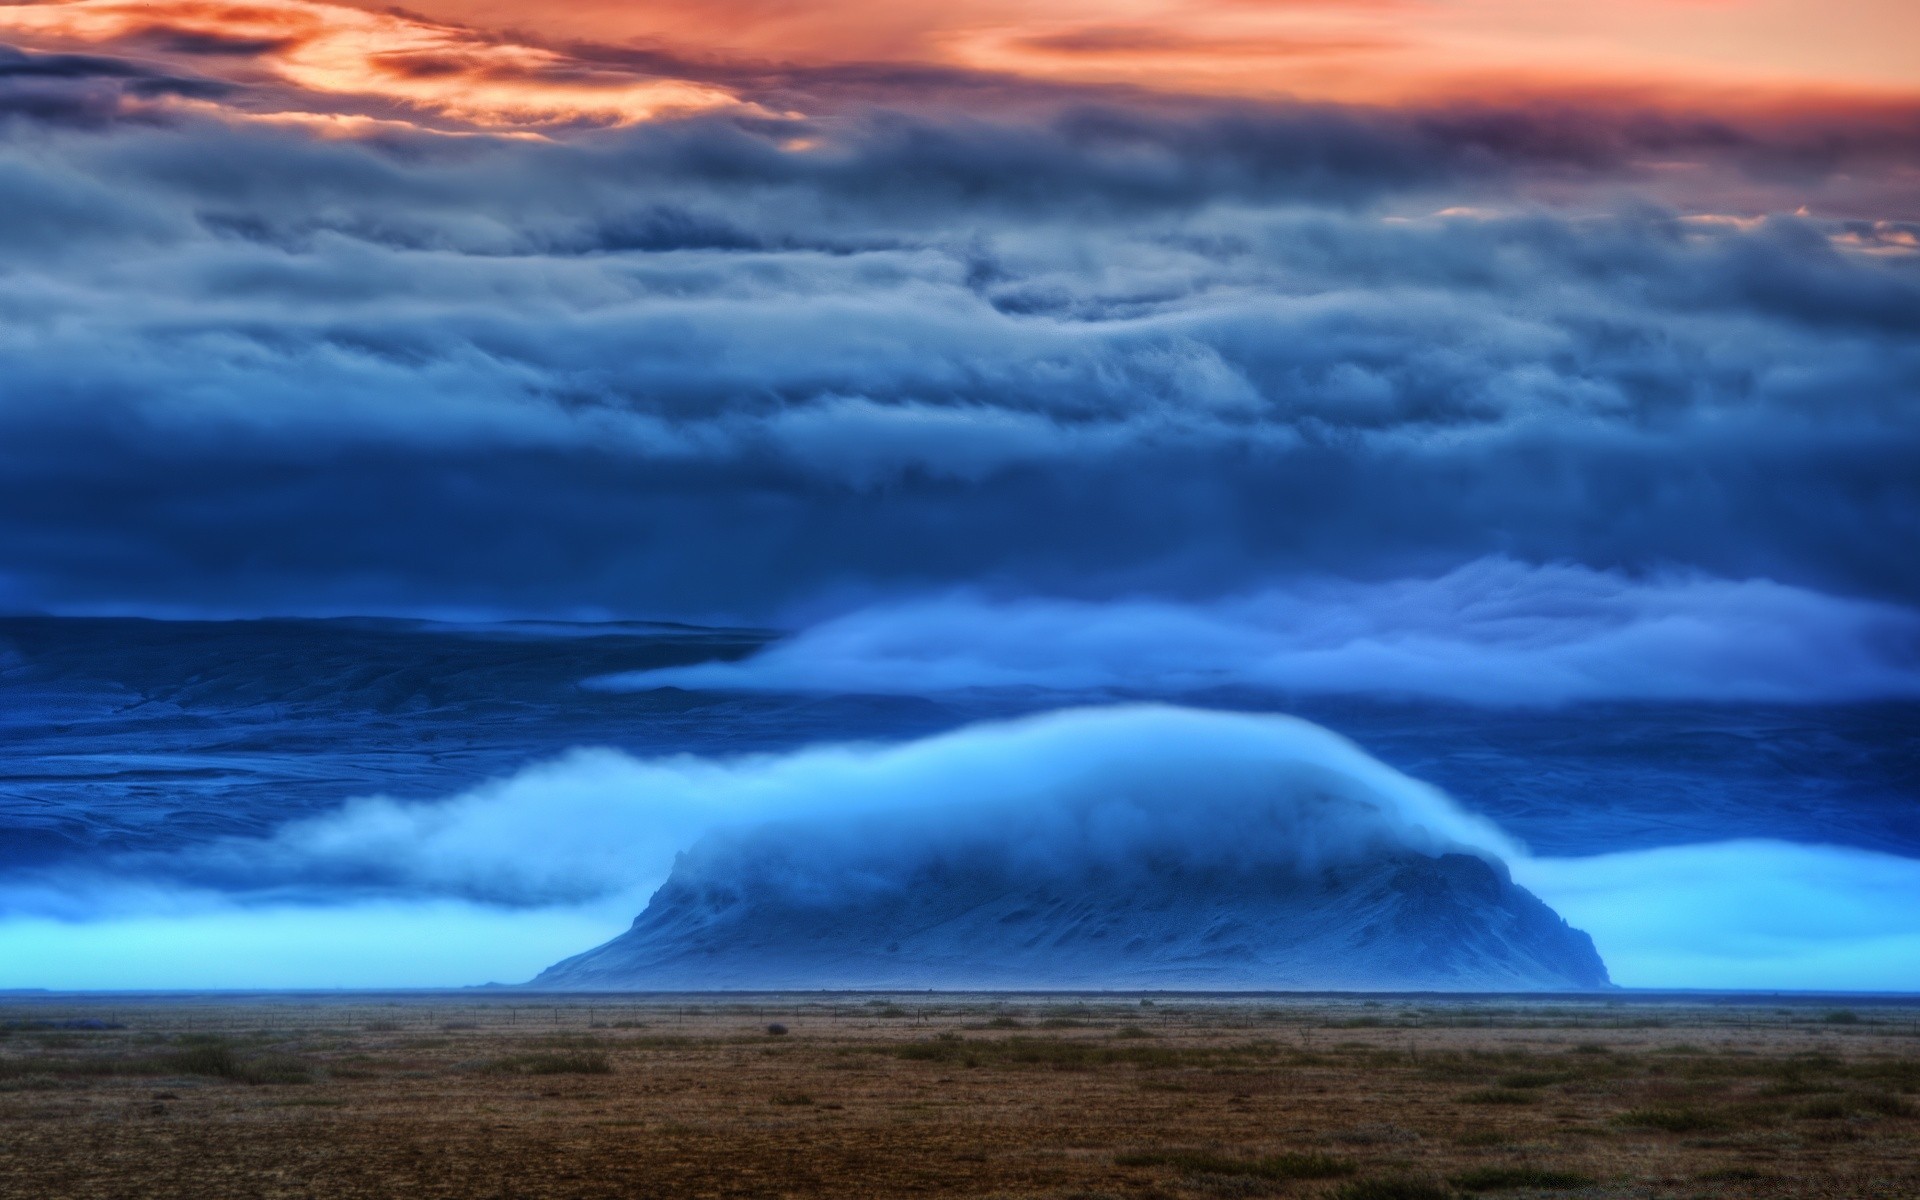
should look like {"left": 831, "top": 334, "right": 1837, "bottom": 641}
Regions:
{"left": 1, "top": 996, "right": 1916, "bottom": 1197}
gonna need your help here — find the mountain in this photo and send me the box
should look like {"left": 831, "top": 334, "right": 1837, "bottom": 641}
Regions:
{"left": 535, "top": 845, "right": 1609, "bottom": 992}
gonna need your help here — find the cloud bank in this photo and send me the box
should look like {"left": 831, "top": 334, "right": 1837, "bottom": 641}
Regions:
{"left": 101, "top": 706, "right": 1521, "bottom": 909}
{"left": 0, "top": 28, "right": 1916, "bottom": 621}
{"left": 1516, "top": 842, "right": 1920, "bottom": 994}
{"left": 1, "top": 706, "right": 1915, "bottom": 990}
{"left": 598, "top": 559, "right": 1920, "bottom": 705}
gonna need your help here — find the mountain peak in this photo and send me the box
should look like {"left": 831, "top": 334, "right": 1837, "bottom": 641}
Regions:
{"left": 538, "top": 842, "right": 1607, "bottom": 992}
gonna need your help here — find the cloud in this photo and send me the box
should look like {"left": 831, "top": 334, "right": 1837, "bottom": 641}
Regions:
{"left": 593, "top": 559, "right": 1920, "bottom": 705}
{"left": 0, "top": 898, "right": 630, "bottom": 990}
{"left": 0, "top": 35, "right": 1915, "bottom": 620}
{"left": 354, "top": 0, "right": 1920, "bottom": 111}
{"left": 85, "top": 706, "right": 1518, "bottom": 908}
{"left": 0, "top": 112, "right": 1915, "bottom": 616}
{"left": 0, "top": 42, "right": 232, "bottom": 124}
{"left": 2, "top": 705, "right": 1914, "bottom": 989}
{"left": 1005, "top": 26, "right": 1402, "bottom": 61}
{"left": 1516, "top": 840, "right": 1920, "bottom": 992}
{"left": 0, "top": 0, "right": 747, "bottom": 128}
{"left": 0, "top": 706, "right": 1519, "bottom": 986}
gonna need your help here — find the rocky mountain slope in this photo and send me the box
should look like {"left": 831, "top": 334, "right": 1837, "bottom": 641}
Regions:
{"left": 538, "top": 843, "right": 1609, "bottom": 991}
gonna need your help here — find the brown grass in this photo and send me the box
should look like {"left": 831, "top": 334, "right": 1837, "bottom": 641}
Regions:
{"left": 0, "top": 995, "right": 1915, "bottom": 1198}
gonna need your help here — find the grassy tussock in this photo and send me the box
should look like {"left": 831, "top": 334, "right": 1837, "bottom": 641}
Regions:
{"left": 1325, "top": 1175, "right": 1453, "bottom": 1200}
{"left": 892, "top": 1034, "right": 1292, "bottom": 1070}
{"left": 1115, "top": 1149, "right": 1354, "bottom": 1181}
{"left": 0, "top": 1036, "right": 314, "bottom": 1085}
{"left": 477, "top": 1052, "right": 613, "bottom": 1076}
{"left": 1459, "top": 1088, "right": 1535, "bottom": 1105}
{"left": 1614, "top": 1106, "right": 1725, "bottom": 1134}
{"left": 1450, "top": 1165, "right": 1595, "bottom": 1191}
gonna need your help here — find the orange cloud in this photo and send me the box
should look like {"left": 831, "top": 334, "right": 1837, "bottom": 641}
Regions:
{"left": 0, "top": 0, "right": 747, "bottom": 127}
{"left": 1006, "top": 25, "right": 1400, "bottom": 59}
{"left": 360, "top": 0, "right": 1920, "bottom": 106}
{"left": 2, "top": 0, "right": 1915, "bottom": 128}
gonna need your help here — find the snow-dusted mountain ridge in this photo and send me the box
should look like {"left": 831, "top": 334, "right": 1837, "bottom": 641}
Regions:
{"left": 536, "top": 707, "right": 1609, "bottom": 990}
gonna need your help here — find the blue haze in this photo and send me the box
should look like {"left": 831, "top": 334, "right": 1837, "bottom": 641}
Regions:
{"left": 1, "top": 36, "right": 1918, "bottom": 989}
{"left": 3, "top": 615, "right": 1918, "bottom": 989}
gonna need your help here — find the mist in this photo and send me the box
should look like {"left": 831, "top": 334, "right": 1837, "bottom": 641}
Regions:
{"left": 598, "top": 560, "right": 1920, "bottom": 706}
{"left": 1, "top": 706, "right": 1914, "bottom": 990}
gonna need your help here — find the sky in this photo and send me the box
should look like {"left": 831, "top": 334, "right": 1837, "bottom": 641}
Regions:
{"left": 0, "top": 0, "right": 1917, "bottom": 990}
{"left": 0, "top": 0, "right": 1914, "bottom": 621}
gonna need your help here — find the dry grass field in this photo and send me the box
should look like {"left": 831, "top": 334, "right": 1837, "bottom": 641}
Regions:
{"left": 2, "top": 993, "right": 1917, "bottom": 1199}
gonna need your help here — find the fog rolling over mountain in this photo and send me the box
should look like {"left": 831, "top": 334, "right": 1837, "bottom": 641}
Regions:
{"left": 536, "top": 709, "right": 1610, "bottom": 991}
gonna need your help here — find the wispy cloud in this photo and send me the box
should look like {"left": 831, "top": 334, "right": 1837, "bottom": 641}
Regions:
{"left": 596, "top": 560, "right": 1920, "bottom": 706}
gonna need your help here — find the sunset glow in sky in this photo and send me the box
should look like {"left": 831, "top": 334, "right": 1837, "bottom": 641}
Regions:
{"left": 366, "top": 0, "right": 1920, "bottom": 93}
{"left": 0, "top": 0, "right": 1916, "bottom": 130}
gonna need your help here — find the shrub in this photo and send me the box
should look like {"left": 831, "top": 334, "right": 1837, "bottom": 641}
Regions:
{"left": 1460, "top": 1089, "right": 1535, "bottom": 1105}
{"left": 894, "top": 1041, "right": 961, "bottom": 1062}
{"left": 484, "top": 1052, "right": 612, "bottom": 1075}
{"left": 158, "top": 1040, "right": 315, "bottom": 1085}
{"left": 1114, "top": 1150, "right": 1353, "bottom": 1181}
{"left": 1333, "top": 1123, "right": 1420, "bottom": 1147}
{"left": 1795, "top": 1097, "right": 1853, "bottom": 1120}
{"left": 1787, "top": 1093, "right": 1910, "bottom": 1120}
{"left": 1451, "top": 1165, "right": 1594, "bottom": 1191}
{"left": 1614, "top": 1107, "right": 1724, "bottom": 1134}
{"left": 231, "top": 1054, "right": 315, "bottom": 1085}
{"left": 766, "top": 1023, "right": 789, "bottom": 1036}
{"left": 1858, "top": 1092, "right": 1914, "bottom": 1117}
{"left": 1326, "top": 1175, "right": 1453, "bottom": 1200}
{"left": 164, "top": 1042, "right": 243, "bottom": 1079}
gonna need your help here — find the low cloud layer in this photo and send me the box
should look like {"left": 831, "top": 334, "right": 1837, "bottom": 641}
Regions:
{"left": 1517, "top": 842, "right": 1920, "bottom": 993}
{"left": 92, "top": 706, "right": 1519, "bottom": 909}
{"left": 599, "top": 559, "right": 1920, "bottom": 705}
{"left": 1, "top": 706, "right": 1915, "bottom": 989}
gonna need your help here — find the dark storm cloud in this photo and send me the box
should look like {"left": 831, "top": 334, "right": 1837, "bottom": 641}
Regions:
{"left": 0, "top": 51, "right": 1916, "bottom": 621}
{"left": 0, "top": 43, "right": 231, "bottom": 123}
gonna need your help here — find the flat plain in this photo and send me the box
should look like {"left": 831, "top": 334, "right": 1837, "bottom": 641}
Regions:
{"left": 2, "top": 994, "right": 1916, "bottom": 1199}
